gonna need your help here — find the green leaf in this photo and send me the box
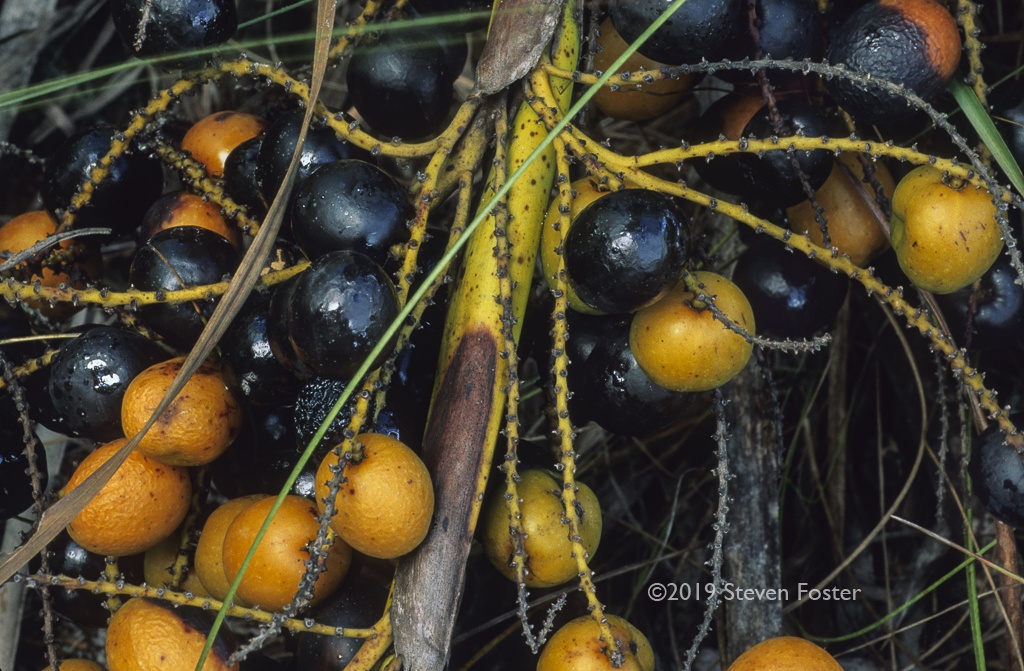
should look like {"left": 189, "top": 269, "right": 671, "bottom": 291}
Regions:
{"left": 950, "top": 76, "right": 1024, "bottom": 198}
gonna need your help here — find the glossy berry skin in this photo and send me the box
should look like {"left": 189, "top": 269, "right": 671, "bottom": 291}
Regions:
{"left": 826, "top": 0, "right": 961, "bottom": 125}
{"left": 266, "top": 278, "right": 310, "bottom": 376}
{"left": 347, "top": 28, "right": 458, "bottom": 139}
{"left": 42, "top": 124, "right": 163, "bottom": 235}
{"left": 736, "top": 100, "right": 833, "bottom": 208}
{"left": 286, "top": 251, "right": 399, "bottom": 380}
{"left": 223, "top": 136, "right": 266, "bottom": 216}
{"left": 291, "top": 160, "right": 412, "bottom": 265}
{"left": 0, "top": 426, "right": 46, "bottom": 522}
{"left": 47, "top": 326, "right": 165, "bottom": 442}
{"left": 567, "top": 314, "right": 691, "bottom": 436}
{"left": 110, "top": 0, "right": 238, "bottom": 68}
{"left": 222, "top": 307, "right": 302, "bottom": 406}
{"left": 211, "top": 406, "right": 317, "bottom": 499}
{"left": 970, "top": 414, "right": 1024, "bottom": 527}
{"left": 564, "top": 189, "right": 687, "bottom": 314}
{"left": 257, "top": 110, "right": 372, "bottom": 204}
{"left": 129, "top": 226, "right": 240, "bottom": 349}
{"left": 731, "top": 239, "right": 849, "bottom": 339}
{"left": 935, "top": 257, "right": 1024, "bottom": 352}
{"left": 608, "top": 0, "right": 741, "bottom": 66}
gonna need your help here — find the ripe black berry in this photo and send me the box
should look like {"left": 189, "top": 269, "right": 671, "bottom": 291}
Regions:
{"left": 731, "top": 239, "right": 849, "bottom": 339}
{"left": 567, "top": 314, "right": 691, "bottom": 436}
{"left": 608, "top": 0, "right": 741, "bottom": 66}
{"left": 286, "top": 251, "right": 400, "bottom": 379}
{"left": 223, "top": 307, "right": 303, "bottom": 406}
{"left": 110, "top": 0, "right": 238, "bottom": 68}
{"left": 826, "top": 0, "right": 961, "bottom": 125}
{"left": 347, "top": 27, "right": 459, "bottom": 139}
{"left": 129, "top": 226, "right": 240, "bottom": 349}
{"left": 48, "top": 326, "right": 166, "bottom": 442}
{"left": 564, "top": 189, "right": 687, "bottom": 314}
{"left": 257, "top": 110, "right": 372, "bottom": 205}
{"left": 291, "top": 159, "right": 412, "bottom": 266}
{"left": 970, "top": 414, "right": 1024, "bottom": 527}
{"left": 42, "top": 124, "right": 163, "bottom": 235}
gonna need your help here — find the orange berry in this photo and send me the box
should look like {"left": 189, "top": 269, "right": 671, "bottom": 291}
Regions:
{"left": 181, "top": 111, "right": 269, "bottom": 179}
{"left": 542, "top": 179, "right": 615, "bottom": 315}
{"left": 140, "top": 191, "right": 241, "bottom": 248}
{"left": 315, "top": 433, "right": 434, "bottom": 559}
{"left": 538, "top": 615, "right": 654, "bottom": 671}
{"left": 222, "top": 495, "right": 352, "bottom": 611}
{"left": 106, "top": 598, "right": 238, "bottom": 671}
{"left": 890, "top": 165, "right": 1003, "bottom": 294}
{"left": 65, "top": 438, "right": 191, "bottom": 556}
{"left": 788, "top": 153, "right": 895, "bottom": 266}
{"left": 0, "top": 211, "right": 70, "bottom": 287}
{"left": 44, "top": 661, "right": 107, "bottom": 671}
{"left": 591, "top": 17, "right": 694, "bottom": 121}
{"left": 121, "top": 357, "right": 242, "bottom": 467}
{"left": 630, "top": 271, "right": 755, "bottom": 392}
{"left": 480, "top": 469, "right": 602, "bottom": 588}
{"left": 726, "top": 636, "right": 842, "bottom": 671}
{"left": 194, "top": 495, "right": 265, "bottom": 601}
{"left": 0, "top": 210, "right": 101, "bottom": 316}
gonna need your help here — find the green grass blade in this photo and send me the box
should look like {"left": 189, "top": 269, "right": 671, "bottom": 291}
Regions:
{"left": 950, "top": 75, "right": 1024, "bottom": 197}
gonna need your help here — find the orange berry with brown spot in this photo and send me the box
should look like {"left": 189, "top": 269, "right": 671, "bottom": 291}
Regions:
{"left": 0, "top": 210, "right": 101, "bottom": 316}
{"left": 181, "top": 111, "right": 269, "bottom": 179}
{"left": 121, "top": 357, "right": 242, "bottom": 467}
{"left": 221, "top": 495, "right": 352, "bottom": 611}
{"left": 65, "top": 438, "right": 191, "bottom": 556}
{"left": 106, "top": 598, "right": 238, "bottom": 671}
{"left": 315, "top": 433, "right": 434, "bottom": 559}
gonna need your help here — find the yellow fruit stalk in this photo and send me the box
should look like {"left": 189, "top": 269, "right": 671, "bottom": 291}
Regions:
{"left": 390, "top": 3, "right": 579, "bottom": 669}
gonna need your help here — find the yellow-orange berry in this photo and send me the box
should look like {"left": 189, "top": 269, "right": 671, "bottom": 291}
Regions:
{"left": 121, "top": 357, "right": 242, "bottom": 467}
{"left": 630, "top": 271, "right": 755, "bottom": 392}
{"left": 726, "top": 636, "right": 843, "bottom": 671}
{"left": 537, "top": 615, "right": 654, "bottom": 671}
{"left": 222, "top": 495, "right": 352, "bottom": 611}
{"left": 315, "top": 433, "right": 434, "bottom": 559}
{"left": 106, "top": 598, "right": 238, "bottom": 671}
{"left": 65, "top": 438, "right": 191, "bottom": 556}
